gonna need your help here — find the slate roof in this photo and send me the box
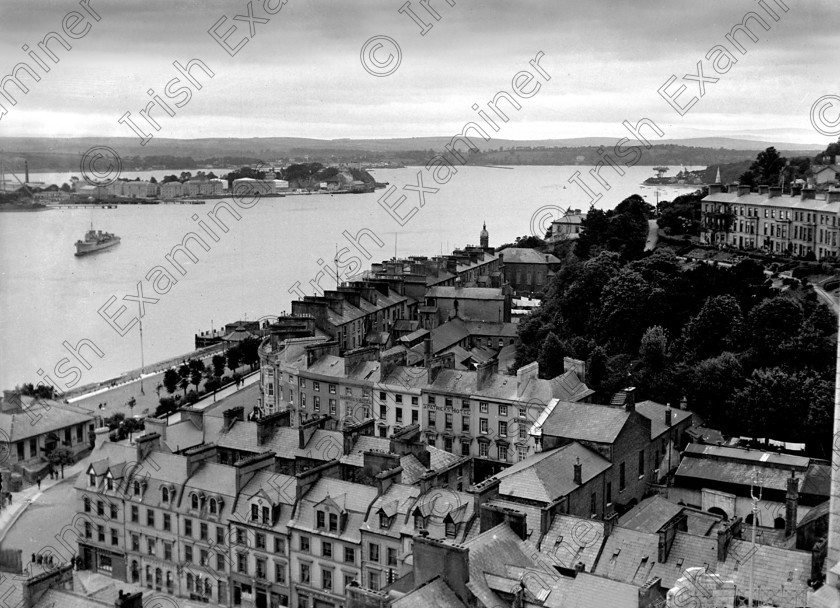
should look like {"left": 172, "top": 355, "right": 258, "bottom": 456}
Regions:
{"left": 399, "top": 454, "right": 428, "bottom": 485}
{"left": 618, "top": 495, "right": 684, "bottom": 534}
{"left": 392, "top": 577, "right": 466, "bottom": 608}
{"left": 429, "top": 319, "right": 471, "bottom": 352}
{"left": 161, "top": 419, "right": 203, "bottom": 452}
{"left": 542, "top": 571, "right": 641, "bottom": 608}
{"left": 797, "top": 499, "right": 829, "bottom": 529}
{"left": 0, "top": 396, "right": 93, "bottom": 442}
{"left": 705, "top": 190, "right": 839, "bottom": 212}
{"left": 682, "top": 443, "right": 810, "bottom": 469}
{"left": 592, "top": 527, "right": 661, "bottom": 586}
{"left": 361, "top": 483, "right": 420, "bottom": 536}
{"left": 339, "top": 435, "right": 391, "bottom": 467}
{"left": 484, "top": 498, "right": 545, "bottom": 540}
{"left": 635, "top": 400, "right": 692, "bottom": 439}
{"left": 290, "top": 477, "right": 378, "bottom": 543}
{"left": 498, "top": 248, "right": 561, "bottom": 265}
{"left": 493, "top": 443, "right": 611, "bottom": 504}
{"left": 537, "top": 514, "right": 606, "bottom": 571}
{"left": 548, "top": 370, "right": 593, "bottom": 402}
{"left": 541, "top": 402, "right": 632, "bottom": 444}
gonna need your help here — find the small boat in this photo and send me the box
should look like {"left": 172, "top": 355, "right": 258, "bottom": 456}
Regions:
{"left": 75, "top": 224, "right": 120, "bottom": 256}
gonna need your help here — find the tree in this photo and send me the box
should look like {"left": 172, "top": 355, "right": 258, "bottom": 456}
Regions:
{"left": 149, "top": 176, "right": 157, "bottom": 184}
{"left": 60, "top": 183, "right": 71, "bottom": 192}
{"left": 586, "top": 346, "right": 608, "bottom": 395}
{"left": 163, "top": 369, "right": 179, "bottom": 395}
{"left": 47, "top": 446, "right": 73, "bottom": 479}
{"left": 212, "top": 354, "right": 227, "bottom": 378}
{"left": 537, "top": 332, "right": 566, "bottom": 378}
{"left": 241, "top": 338, "right": 261, "bottom": 370}
{"left": 748, "top": 296, "right": 804, "bottom": 361}
{"left": 684, "top": 352, "right": 745, "bottom": 429}
{"left": 683, "top": 295, "right": 745, "bottom": 360}
{"left": 179, "top": 376, "right": 190, "bottom": 397}
{"left": 739, "top": 146, "right": 786, "bottom": 187}
{"left": 190, "top": 368, "right": 203, "bottom": 393}
{"left": 226, "top": 347, "right": 242, "bottom": 373}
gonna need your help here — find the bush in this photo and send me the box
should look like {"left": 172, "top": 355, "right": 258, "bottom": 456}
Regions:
{"left": 185, "top": 390, "right": 199, "bottom": 404}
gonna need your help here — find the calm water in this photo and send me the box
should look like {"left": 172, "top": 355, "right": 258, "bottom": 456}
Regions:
{"left": 0, "top": 165, "right": 701, "bottom": 391}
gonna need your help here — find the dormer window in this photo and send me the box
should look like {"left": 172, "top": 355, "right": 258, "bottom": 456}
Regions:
{"left": 191, "top": 494, "right": 199, "bottom": 510}
{"left": 316, "top": 510, "right": 325, "bottom": 529}
{"left": 162, "top": 487, "right": 169, "bottom": 503}
{"left": 329, "top": 513, "right": 338, "bottom": 533}
{"left": 89, "top": 473, "right": 96, "bottom": 487}
{"left": 262, "top": 506, "right": 270, "bottom": 524}
{"left": 133, "top": 481, "right": 140, "bottom": 496}
{"left": 445, "top": 520, "right": 456, "bottom": 538}
{"left": 209, "top": 498, "right": 217, "bottom": 515}
{"left": 414, "top": 513, "right": 426, "bottom": 530}
{"left": 106, "top": 477, "right": 114, "bottom": 491}
{"left": 379, "top": 513, "right": 391, "bottom": 529}
{"left": 251, "top": 504, "right": 259, "bottom": 522}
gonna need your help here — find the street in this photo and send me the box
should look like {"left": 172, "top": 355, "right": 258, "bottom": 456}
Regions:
{"left": 1, "top": 472, "right": 81, "bottom": 564}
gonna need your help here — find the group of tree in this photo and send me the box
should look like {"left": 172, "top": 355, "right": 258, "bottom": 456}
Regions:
{"left": 515, "top": 195, "right": 836, "bottom": 457}
{"left": 17, "top": 383, "right": 56, "bottom": 399}
{"left": 157, "top": 339, "right": 261, "bottom": 417}
{"left": 656, "top": 191, "right": 704, "bottom": 236}
{"left": 737, "top": 146, "right": 812, "bottom": 188}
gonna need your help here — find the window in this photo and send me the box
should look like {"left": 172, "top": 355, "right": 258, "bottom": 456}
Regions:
{"left": 329, "top": 399, "right": 336, "bottom": 415}
{"left": 445, "top": 521, "right": 456, "bottom": 537}
{"left": 480, "top": 419, "right": 488, "bottom": 434}
{"left": 387, "top": 547, "right": 397, "bottom": 567}
{"left": 185, "top": 518, "right": 193, "bottom": 536}
{"left": 499, "top": 404, "right": 507, "bottom": 416}
{"left": 29, "top": 439, "right": 38, "bottom": 457}
{"left": 133, "top": 481, "right": 140, "bottom": 496}
{"left": 110, "top": 504, "right": 118, "bottom": 519}
{"left": 428, "top": 396, "right": 436, "bottom": 406}
{"left": 237, "top": 553, "right": 247, "bottom": 574}
{"left": 274, "top": 536, "right": 285, "bottom": 554}
{"left": 164, "top": 542, "right": 172, "bottom": 561}
{"left": 322, "top": 568, "right": 333, "bottom": 591}
{"left": 209, "top": 498, "right": 217, "bottom": 514}
{"left": 479, "top": 442, "right": 489, "bottom": 457}
{"left": 85, "top": 522, "right": 92, "bottom": 539}
{"left": 256, "top": 533, "right": 266, "bottom": 550}
{"left": 300, "top": 563, "right": 310, "bottom": 585}
{"left": 519, "top": 426, "right": 527, "bottom": 440}
{"left": 345, "top": 387, "right": 353, "bottom": 396}
{"left": 314, "top": 381, "right": 320, "bottom": 392}
{"left": 84, "top": 497, "right": 91, "bottom": 512}
{"left": 369, "top": 543, "right": 380, "bottom": 563}
{"left": 462, "top": 416, "right": 470, "bottom": 431}
{"left": 428, "top": 411, "right": 436, "bottom": 426}
{"left": 368, "top": 570, "right": 380, "bottom": 591}
{"left": 275, "top": 562, "right": 286, "bottom": 584}
{"left": 184, "top": 545, "right": 192, "bottom": 562}
{"left": 329, "top": 513, "right": 338, "bottom": 532}
{"left": 131, "top": 506, "right": 138, "bottom": 523}
{"left": 314, "top": 396, "right": 320, "bottom": 411}
{"left": 146, "top": 509, "right": 155, "bottom": 527}
{"left": 638, "top": 450, "right": 645, "bottom": 477}
{"left": 17, "top": 443, "right": 24, "bottom": 461}
{"left": 518, "top": 446, "right": 528, "bottom": 461}
{"left": 162, "top": 487, "right": 169, "bottom": 503}
{"left": 498, "top": 445, "right": 508, "bottom": 461}
{"left": 462, "top": 400, "right": 470, "bottom": 412}
{"left": 445, "top": 413, "right": 453, "bottom": 430}
{"left": 379, "top": 404, "right": 387, "bottom": 418}
{"left": 256, "top": 558, "right": 266, "bottom": 580}
{"left": 329, "top": 384, "right": 336, "bottom": 394}
{"left": 217, "top": 526, "right": 225, "bottom": 545}
{"left": 163, "top": 513, "right": 171, "bottom": 531}
{"left": 252, "top": 504, "right": 259, "bottom": 522}
{"left": 198, "top": 522, "right": 208, "bottom": 540}
{"left": 217, "top": 553, "right": 225, "bottom": 570}
{"left": 147, "top": 538, "right": 156, "bottom": 556}
{"left": 111, "top": 529, "right": 118, "bottom": 546}
{"left": 97, "top": 501, "right": 105, "bottom": 516}
{"left": 236, "top": 527, "right": 246, "bottom": 545}
{"left": 498, "top": 421, "right": 507, "bottom": 437}
{"left": 396, "top": 408, "right": 403, "bottom": 423}
{"left": 462, "top": 441, "right": 471, "bottom": 456}
{"left": 131, "top": 534, "right": 140, "bottom": 552}
{"left": 619, "top": 462, "right": 626, "bottom": 491}
{"left": 299, "top": 378, "right": 306, "bottom": 389}
{"left": 444, "top": 437, "right": 453, "bottom": 452}
{"left": 322, "top": 541, "right": 332, "bottom": 559}
{"left": 344, "top": 546, "right": 356, "bottom": 564}
{"left": 395, "top": 394, "right": 403, "bottom": 404}
{"left": 380, "top": 391, "right": 387, "bottom": 401}
{"left": 106, "top": 477, "right": 114, "bottom": 491}
{"left": 300, "top": 535, "right": 310, "bottom": 553}
{"left": 412, "top": 410, "right": 419, "bottom": 424}
{"left": 316, "top": 511, "right": 325, "bottom": 529}
{"left": 301, "top": 393, "right": 306, "bottom": 407}
{"left": 519, "top": 407, "right": 526, "bottom": 418}
{"left": 411, "top": 396, "right": 418, "bottom": 406}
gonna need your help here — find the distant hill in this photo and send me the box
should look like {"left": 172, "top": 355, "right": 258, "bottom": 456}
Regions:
{"left": 0, "top": 136, "right": 823, "bottom": 172}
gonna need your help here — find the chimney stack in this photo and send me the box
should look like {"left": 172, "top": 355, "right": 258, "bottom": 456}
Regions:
{"left": 737, "top": 184, "right": 751, "bottom": 197}
{"left": 679, "top": 395, "right": 687, "bottom": 411}
{"left": 769, "top": 186, "right": 782, "bottom": 198}
{"left": 802, "top": 187, "right": 817, "bottom": 200}
{"left": 758, "top": 185, "right": 769, "bottom": 195}
{"left": 624, "top": 387, "right": 636, "bottom": 412}
{"left": 665, "top": 404, "right": 672, "bottom": 427}
{"left": 785, "top": 470, "right": 799, "bottom": 538}
{"left": 708, "top": 183, "right": 724, "bottom": 194}
{"left": 573, "top": 457, "right": 582, "bottom": 485}
{"left": 827, "top": 189, "right": 840, "bottom": 203}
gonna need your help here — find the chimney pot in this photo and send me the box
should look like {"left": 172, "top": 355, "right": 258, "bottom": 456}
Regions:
{"left": 573, "top": 457, "right": 582, "bottom": 485}
{"left": 665, "top": 405, "right": 672, "bottom": 427}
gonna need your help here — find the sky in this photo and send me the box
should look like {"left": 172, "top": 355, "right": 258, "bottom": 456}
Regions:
{"left": 0, "top": 0, "right": 837, "bottom": 145}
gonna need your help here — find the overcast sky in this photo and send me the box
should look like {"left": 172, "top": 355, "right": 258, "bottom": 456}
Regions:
{"left": 0, "top": 0, "right": 836, "bottom": 145}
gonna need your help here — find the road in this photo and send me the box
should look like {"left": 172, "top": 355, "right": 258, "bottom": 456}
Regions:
{"left": 813, "top": 284, "right": 840, "bottom": 315}
{"left": 1, "top": 472, "right": 80, "bottom": 564}
{"left": 645, "top": 219, "right": 659, "bottom": 251}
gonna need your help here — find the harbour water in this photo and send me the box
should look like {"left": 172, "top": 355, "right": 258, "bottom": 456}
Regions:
{"left": 0, "top": 165, "right": 702, "bottom": 391}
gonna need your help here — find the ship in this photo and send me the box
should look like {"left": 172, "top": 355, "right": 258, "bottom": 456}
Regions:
{"left": 75, "top": 225, "right": 121, "bottom": 256}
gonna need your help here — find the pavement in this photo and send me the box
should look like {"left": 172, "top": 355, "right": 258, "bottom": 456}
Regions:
{"left": 813, "top": 283, "right": 840, "bottom": 315}
{"left": 0, "top": 459, "right": 87, "bottom": 547}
